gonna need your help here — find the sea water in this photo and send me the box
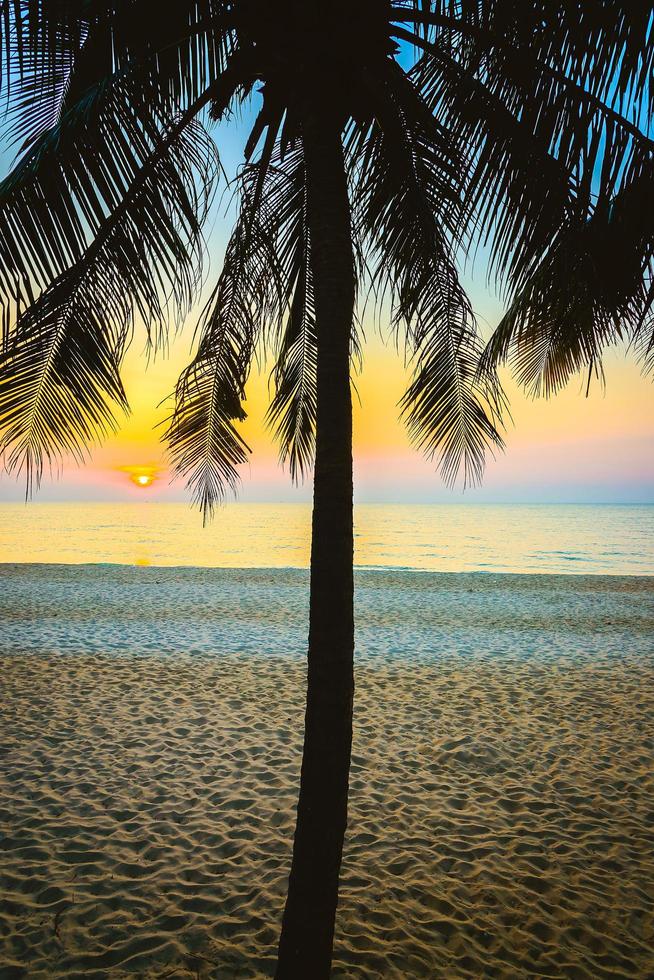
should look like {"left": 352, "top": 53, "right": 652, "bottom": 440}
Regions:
{"left": 0, "top": 502, "right": 652, "bottom": 574}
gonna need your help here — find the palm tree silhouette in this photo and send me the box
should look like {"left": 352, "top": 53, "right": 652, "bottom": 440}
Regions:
{"left": 0, "top": 3, "right": 652, "bottom": 977}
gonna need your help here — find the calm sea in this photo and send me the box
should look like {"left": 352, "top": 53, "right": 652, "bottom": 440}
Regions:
{"left": 0, "top": 502, "right": 652, "bottom": 574}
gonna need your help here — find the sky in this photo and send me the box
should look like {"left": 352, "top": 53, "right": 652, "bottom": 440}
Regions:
{"left": 1, "top": 85, "right": 653, "bottom": 506}
{"left": 1, "top": 310, "right": 651, "bottom": 505}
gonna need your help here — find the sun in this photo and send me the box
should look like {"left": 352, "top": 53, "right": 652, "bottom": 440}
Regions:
{"left": 118, "top": 465, "right": 160, "bottom": 489}
{"left": 133, "top": 473, "right": 154, "bottom": 488}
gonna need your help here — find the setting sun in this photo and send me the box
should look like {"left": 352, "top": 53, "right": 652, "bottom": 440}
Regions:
{"left": 118, "top": 465, "right": 160, "bottom": 489}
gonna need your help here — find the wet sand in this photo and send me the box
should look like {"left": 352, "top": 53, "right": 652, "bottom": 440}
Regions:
{"left": 1, "top": 566, "right": 653, "bottom": 978}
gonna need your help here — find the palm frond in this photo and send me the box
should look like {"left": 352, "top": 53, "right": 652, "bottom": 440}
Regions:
{"left": 484, "top": 158, "right": 654, "bottom": 394}
{"left": 392, "top": 5, "right": 653, "bottom": 296}
{"left": 166, "top": 164, "right": 281, "bottom": 518}
{"left": 0, "top": 55, "right": 244, "bottom": 340}
{"left": 0, "top": 264, "right": 129, "bottom": 493}
{"left": 165, "top": 339, "right": 252, "bottom": 521}
{"left": 253, "top": 143, "right": 317, "bottom": 479}
{"left": 167, "top": 131, "right": 330, "bottom": 512}
{"left": 391, "top": 3, "right": 653, "bottom": 141}
{"left": 390, "top": 4, "right": 653, "bottom": 403}
{"left": 350, "top": 60, "right": 505, "bottom": 485}
{"left": 267, "top": 216, "right": 317, "bottom": 481}
{"left": 0, "top": 113, "right": 219, "bottom": 489}
{"left": 1, "top": 0, "right": 90, "bottom": 98}
{"left": 262, "top": 132, "right": 364, "bottom": 480}
{"left": 1, "top": 1, "right": 234, "bottom": 149}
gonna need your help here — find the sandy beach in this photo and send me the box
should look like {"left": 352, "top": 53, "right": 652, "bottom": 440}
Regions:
{"left": 1, "top": 565, "right": 653, "bottom": 978}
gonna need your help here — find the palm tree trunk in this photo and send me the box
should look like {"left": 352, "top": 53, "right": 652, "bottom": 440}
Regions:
{"left": 275, "top": 114, "right": 355, "bottom": 979}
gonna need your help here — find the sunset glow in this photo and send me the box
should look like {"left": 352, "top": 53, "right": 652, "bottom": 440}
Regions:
{"left": 119, "top": 465, "right": 159, "bottom": 490}
{"left": 77, "top": 332, "right": 651, "bottom": 505}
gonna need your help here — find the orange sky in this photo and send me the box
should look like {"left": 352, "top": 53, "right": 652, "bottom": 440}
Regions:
{"left": 7, "top": 311, "right": 647, "bottom": 504}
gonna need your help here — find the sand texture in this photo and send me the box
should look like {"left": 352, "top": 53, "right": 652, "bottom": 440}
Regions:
{"left": 1, "top": 565, "right": 654, "bottom": 978}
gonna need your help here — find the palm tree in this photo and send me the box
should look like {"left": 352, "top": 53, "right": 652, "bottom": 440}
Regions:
{"left": 0, "top": 3, "right": 652, "bottom": 977}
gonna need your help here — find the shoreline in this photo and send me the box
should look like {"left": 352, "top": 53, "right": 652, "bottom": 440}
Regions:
{"left": 2, "top": 564, "right": 652, "bottom": 664}
{"left": 2, "top": 559, "right": 654, "bottom": 577}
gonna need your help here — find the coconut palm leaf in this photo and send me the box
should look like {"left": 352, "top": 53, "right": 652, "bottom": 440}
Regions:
{"left": 167, "top": 133, "right": 323, "bottom": 513}
{"left": 350, "top": 59, "right": 504, "bottom": 485}
{"left": 0, "top": 46, "right": 248, "bottom": 340}
{"left": 484, "top": 157, "right": 654, "bottom": 394}
{"left": 0, "top": 112, "right": 219, "bottom": 489}
{"left": 258, "top": 143, "right": 317, "bottom": 481}
{"left": 1, "top": 0, "right": 233, "bottom": 127}
{"left": 0, "top": 264, "right": 130, "bottom": 492}
{"left": 266, "top": 196, "right": 317, "bottom": 480}
{"left": 390, "top": 2, "right": 654, "bottom": 392}
{"left": 165, "top": 158, "right": 283, "bottom": 517}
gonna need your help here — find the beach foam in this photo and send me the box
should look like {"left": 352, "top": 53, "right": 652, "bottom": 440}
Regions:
{"left": 1, "top": 565, "right": 653, "bottom": 977}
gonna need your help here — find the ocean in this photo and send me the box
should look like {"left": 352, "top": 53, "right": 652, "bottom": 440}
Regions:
{"left": 1, "top": 501, "right": 652, "bottom": 574}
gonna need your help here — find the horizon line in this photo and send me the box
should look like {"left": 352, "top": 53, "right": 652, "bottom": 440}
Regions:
{"left": 1, "top": 499, "right": 653, "bottom": 507}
